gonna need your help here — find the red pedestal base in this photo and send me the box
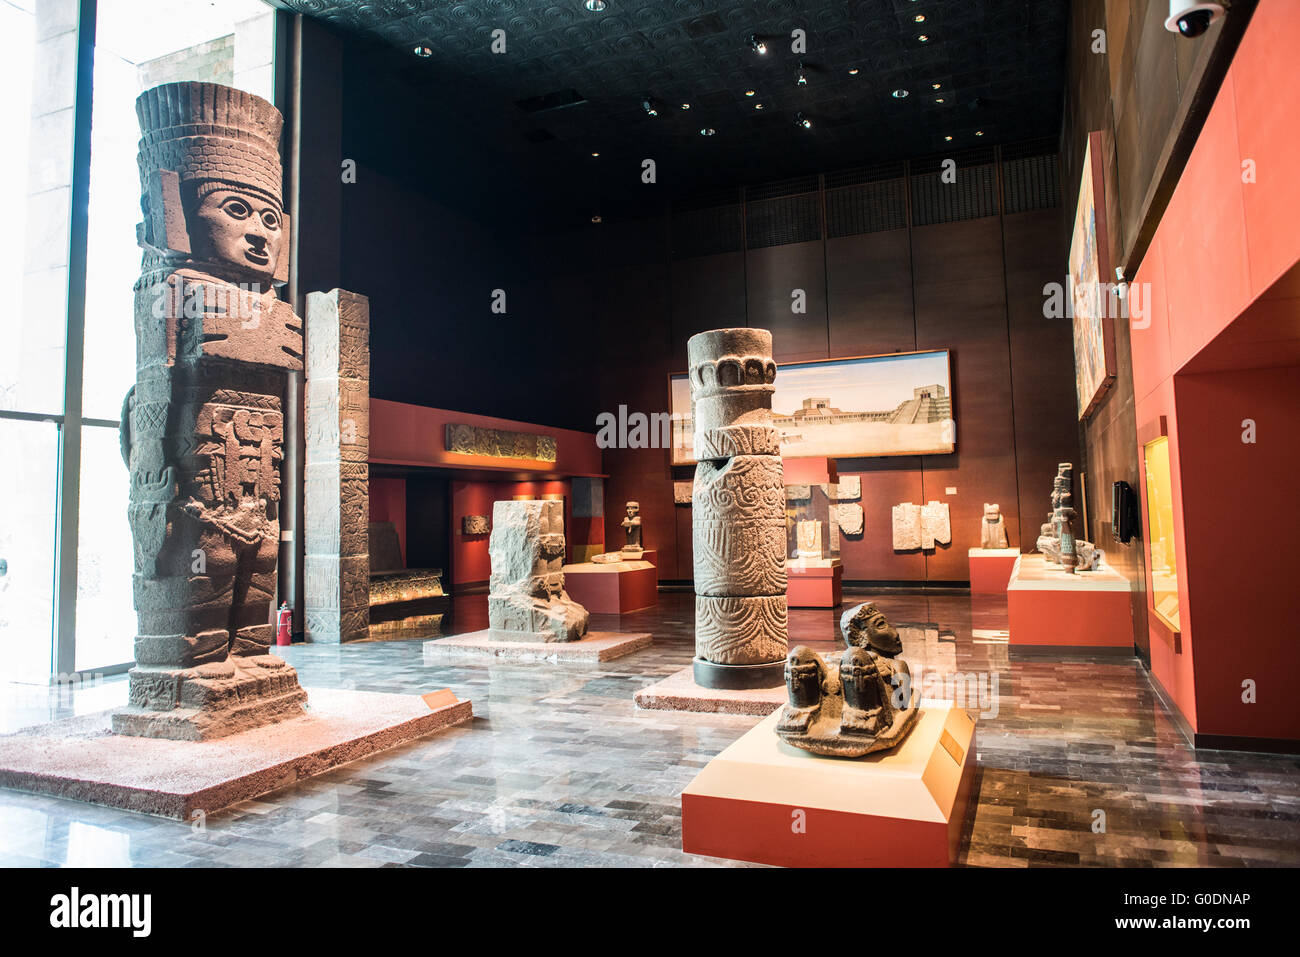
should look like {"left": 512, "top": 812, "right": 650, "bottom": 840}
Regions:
{"left": 1007, "top": 554, "right": 1133, "bottom": 653}
{"left": 786, "top": 561, "right": 843, "bottom": 608}
{"left": 682, "top": 704, "right": 977, "bottom": 867}
{"left": 967, "top": 548, "right": 1020, "bottom": 594}
{"left": 561, "top": 560, "right": 658, "bottom": 614}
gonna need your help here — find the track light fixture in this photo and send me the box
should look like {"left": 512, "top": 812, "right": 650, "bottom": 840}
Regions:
{"left": 412, "top": 43, "right": 432, "bottom": 57}
{"left": 796, "top": 62, "right": 808, "bottom": 86}
{"left": 795, "top": 112, "right": 812, "bottom": 130}
{"left": 749, "top": 35, "right": 767, "bottom": 55}
{"left": 642, "top": 99, "right": 659, "bottom": 117}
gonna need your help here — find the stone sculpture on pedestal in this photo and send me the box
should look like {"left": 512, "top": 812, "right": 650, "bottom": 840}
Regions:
{"left": 689, "top": 328, "right": 788, "bottom": 689}
{"left": 487, "top": 499, "right": 589, "bottom": 642}
{"left": 777, "top": 601, "right": 918, "bottom": 756}
{"left": 621, "top": 501, "right": 643, "bottom": 558}
{"left": 113, "top": 82, "right": 307, "bottom": 741}
{"left": 1036, "top": 463, "right": 1104, "bottom": 571}
{"left": 980, "top": 503, "right": 1008, "bottom": 548}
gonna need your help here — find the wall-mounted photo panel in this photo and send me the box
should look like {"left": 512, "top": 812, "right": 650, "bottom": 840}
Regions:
{"left": 1069, "top": 131, "right": 1118, "bottom": 420}
{"left": 670, "top": 349, "right": 955, "bottom": 465}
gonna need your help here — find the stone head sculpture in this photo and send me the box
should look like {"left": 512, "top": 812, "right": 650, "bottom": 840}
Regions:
{"left": 136, "top": 82, "right": 290, "bottom": 287}
{"left": 840, "top": 601, "right": 903, "bottom": 657}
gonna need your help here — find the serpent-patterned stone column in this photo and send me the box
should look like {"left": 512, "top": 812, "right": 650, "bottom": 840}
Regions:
{"left": 688, "top": 328, "right": 788, "bottom": 688}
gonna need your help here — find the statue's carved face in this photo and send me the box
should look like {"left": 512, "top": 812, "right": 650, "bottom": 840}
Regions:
{"left": 626, "top": 502, "right": 639, "bottom": 518}
{"left": 190, "top": 189, "right": 283, "bottom": 281}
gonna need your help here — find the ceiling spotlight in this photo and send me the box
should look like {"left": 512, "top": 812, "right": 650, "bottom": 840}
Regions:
{"left": 848, "top": 68, "right": 859, "bottom": 75}
{"left": 750, "top": 35, "right": 767, "bottom": 55}
{"left": 913, "top": 14, "right": 926, "bottom": 22}
{"left": 412, "top": 43, "right": 432, "bottom": 57}
{"left": 700, "top": 127, "right": 716, "bottom": 136}
{"left": 745, "top": 89, "right": 756, "bottom": 97}
{"left": 680, "top": 102, "right": 691, "bottom": 110}
{"left": 590, "top": 151, "right": 600, "bottom": 157}
{"left": 795, "top": 112, "right": 812, "bottom": 129}
{"left": 932, "top": 82, "right": 941, "bottom": 90}
{"left": 892, "top": 88, "right": 909, "bottom": 99}
{"left": 974, "top": 130, "right": 984, "bottom": 136}
{"left": 591, "top": 214, "right": 603, "bottom": 223}
{"left": 944, "top": 134, "right": 953, "bottom": 141}
{"left": 917, "top": 34, "right": 929, "bottom": 42}
{"left": 796, "top": 63, "right": 808, "bottom": 86}
{"left": 754, "top": 102, "right": 765, "bottom": 110}
{"left": 642, "top": 99, "right": 658, "bottom": 116}
{"left": 935, "top": 97, "right": 945, "bottom": 104}
{"left": 584, "top": 0, "right": 607, "bottom": 11}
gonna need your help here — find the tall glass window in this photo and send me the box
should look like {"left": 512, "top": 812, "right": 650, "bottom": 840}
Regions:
{"left": 75, "top": 0, "right": 277, "bottom": 672}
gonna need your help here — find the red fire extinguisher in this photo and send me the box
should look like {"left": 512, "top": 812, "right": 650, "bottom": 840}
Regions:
{"left": 276, "top": 601, "right": 293, "bottom": 646}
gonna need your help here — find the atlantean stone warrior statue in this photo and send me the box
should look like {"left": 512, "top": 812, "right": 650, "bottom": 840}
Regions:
{"left": 980, "top": 503, "right": 1008, "bottom": 548}
{"left": 487, "top": 499, "right": 589, "bottom": 642}
{"left": 689, "top": 328, "right": 788, "bottom": 688}
{"left": 114, "top": 83, "right": 306, "bottom": 739}
{"left": 777, "top": 601, "right": 918, "bottom": 756}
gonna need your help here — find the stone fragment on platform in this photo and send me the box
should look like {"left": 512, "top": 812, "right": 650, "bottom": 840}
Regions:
{"left": 424, "top": 629, "right": 650, "bottom": 663}
{"left": 487, "top": 499, "right": 589, "bottom": 641}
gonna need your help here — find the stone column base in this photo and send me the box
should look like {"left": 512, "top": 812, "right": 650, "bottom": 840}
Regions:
{"left": 692, "top": 656, "right": 785, "bottom": 690}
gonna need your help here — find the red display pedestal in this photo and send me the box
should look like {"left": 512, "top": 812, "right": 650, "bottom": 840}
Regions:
{"left": 561, "top": 560, "right": 658, "bottom": 615}
{"left": 968, "top": 548, "right": 1020, "bottom": 594}
{"left": 1007, "top": 554, "right": 1133, "bottom": 655}
{"left": 786, "top": 560, "right": 843, "bottom": 608}
{"left": 682, "top": 704, "right": 977, "bottom": 867}
{"left": 640, "top": 549, "right": 657, "bottom": 567}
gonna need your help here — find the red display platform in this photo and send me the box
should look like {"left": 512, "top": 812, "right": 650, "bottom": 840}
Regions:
{"left": 968, "top": 548, "right": 1020, "bottom": 594}
{"left": 1007, "top": 553, "right": 1133, "bottom": 654}
{"left": 561, "top": 560, "right": 658, "bottom": 615}
{"left": 786, "top": 560, "right": 843, "bottom": 608}
{"left": 682, "top": 704, "right": 977, "bottom": 867}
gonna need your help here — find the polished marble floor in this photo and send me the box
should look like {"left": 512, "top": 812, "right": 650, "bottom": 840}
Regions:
{"left": 1, "top": 590, "right": 1298, "bottom": 868}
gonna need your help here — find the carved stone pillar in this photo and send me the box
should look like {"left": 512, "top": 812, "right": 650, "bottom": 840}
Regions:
{"left": 688, "top": 328, "right": 788, "bottom": 688}
{"left": 304, "top": 288, "right": 370, "bottom": 643}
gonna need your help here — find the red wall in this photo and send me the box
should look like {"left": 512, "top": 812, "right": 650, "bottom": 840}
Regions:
{"left": 368, "top": 476, "right": 408, "bottom": 562}
{"left": 1130, "top": 0, "right": 1300, "bottom": 743}
{"left": 450, "top": 479, "right": 577, "bottom": 588}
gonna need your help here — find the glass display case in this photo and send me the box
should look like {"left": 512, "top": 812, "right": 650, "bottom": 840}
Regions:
{"left": 1142, "top": 435, "right": 1180, "bottom": 631}
{"left": 785, "top": 481, "right": 841, "bottom": 568}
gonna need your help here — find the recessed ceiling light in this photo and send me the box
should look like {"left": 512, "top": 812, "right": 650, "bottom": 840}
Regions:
{"left": 591, "top": 214, "right": 603, "bottom": 223}
{"left": 642, "top": 99, "right": 658, "bottom": 116}
{"left": 932, "top": 82, "right": 941, "bottom": 90}
{"left": 917, "top": 34, "right": 929, "bottom": 42}
{"left": 975, "top": 130, "right": 984, "bottom": 136}
{"left": 795, "top": 112, "right": 812, "bottom": 129}
{"left": 892, "top": 88, "right": 909, "bottom": 98}
{"left": 754, "top": 102, "right": 764, "bottom": 110}
{"left": 590, "top": 151, "right": 600, "bottom": 157}
{"left": 749, "top": 35, "right": 767, "bottom": 55}
{"left": 584, "top": 0, "right": 606, "bottom": 12}
{"left": 913, "top": 14, "right": 926, "bottom": 22}
{"left": 848, "top": 68, "right": 859, "bottom": 75}
{"left": 412, "top": 43, "right": 432, "bottom": 57}
{"left": 700, "top": 127, "right": 715, "bottom": 136}
{"left": 944, "top": 135, "right": 953, "bottom": 141}
{"left": 680, "top": 102, "right": 691, "bottom": 110}
{"left": 935, "top": 97, "right": 945, "bottom": 104}
{"left": 745, "top": 89, "right": 756, "bottom": 97}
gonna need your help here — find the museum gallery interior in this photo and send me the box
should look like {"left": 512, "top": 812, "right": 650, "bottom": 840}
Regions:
{"left": 0, "top": 0, "right": 1297, "bottom": 877}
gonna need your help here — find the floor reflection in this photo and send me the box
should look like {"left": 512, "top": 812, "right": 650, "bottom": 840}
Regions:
{"left": 0, "top": 589, "right": 1296, "bottom": 867}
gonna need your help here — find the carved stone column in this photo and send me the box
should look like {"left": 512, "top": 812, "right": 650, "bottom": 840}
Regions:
{"left": 304, "top": 288, "right": 370, "bottom": 642}
{"left": 688, "top": 328, "right": 788, "bottom": 688}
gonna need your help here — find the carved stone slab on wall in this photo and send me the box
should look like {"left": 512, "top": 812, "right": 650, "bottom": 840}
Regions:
{"left": 835, "top": 503, "right": 864, "bottom": 537}
{"left": 463, "top": 514, "right": 490, "bottom": 535}
{"left": 837, "top": 476, "right": 861, "bottom": 500}
{"left": 673, "top": 481, "right": 693, "bottom": 505}
{"left": 305, "top": 288, "right": 371, "bottom": 644}
{"left": 891, "top": 501, "right": 951, "bottom": 551}
{"left": 445, "top": 423, "right": 557, "bottom": 462}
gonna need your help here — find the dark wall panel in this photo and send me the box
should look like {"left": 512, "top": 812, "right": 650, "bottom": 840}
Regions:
{"left": 826, "top": 229, "right": 916, "bottom": 358}
{"left": 745, "top": 240, "right": 829, "bottom": 364}
{"left": 837, "top": 463, "right": 926, "bottom": 582}
{"left": 669, "top": 251, "right": 745, "bottom": 370}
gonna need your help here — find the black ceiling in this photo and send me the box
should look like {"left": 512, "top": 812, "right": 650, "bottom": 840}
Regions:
{"left": 280, "top": 0, "right": 1069, "bottom": 221}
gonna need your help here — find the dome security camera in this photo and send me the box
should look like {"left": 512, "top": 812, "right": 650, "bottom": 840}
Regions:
{"left": 1165, "top": 1, "right": 1225, "bottom": 38}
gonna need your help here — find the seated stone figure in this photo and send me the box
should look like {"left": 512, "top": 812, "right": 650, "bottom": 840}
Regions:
{"left": 487, "top": 499, "right": 589, "bottom": 642}
{"left": 980, "top": 503, "right": 1008, "bottom": 548}
{"left": 777, "top": 603, "right": 919, "bottom": 757}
